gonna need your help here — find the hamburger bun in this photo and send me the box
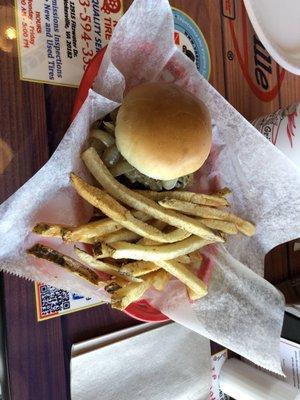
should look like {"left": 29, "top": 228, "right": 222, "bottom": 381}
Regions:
{"left": 115, "top": 82, "right": 212, "bottom": 180}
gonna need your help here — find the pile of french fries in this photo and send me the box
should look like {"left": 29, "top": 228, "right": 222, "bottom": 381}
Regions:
{"left": 28, "top": 123, "right": 255, "bottom": 311}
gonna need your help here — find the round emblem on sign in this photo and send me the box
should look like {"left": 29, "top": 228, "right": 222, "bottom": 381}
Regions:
{"left": 172, "top": 8, "right": 211, "bottom": 80}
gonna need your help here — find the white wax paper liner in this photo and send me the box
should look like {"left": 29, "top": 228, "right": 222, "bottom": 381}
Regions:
{"left": 0, "top": 0, "right": 300, "bottom": 374}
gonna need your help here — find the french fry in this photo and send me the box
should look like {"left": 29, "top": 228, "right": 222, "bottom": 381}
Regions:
{"left": 74, "top": 246, "right": 134, "bottom": 282}
{"left": 185, "top": 251, "right": 205, "bottom": 299}
{"left": 65, "top": 219, "right": 121, "bottom": 243}
{"left": 94, "top": 236, "right": 212, "bottom": 261}
{"left": 33, "top": 223, "right": 71, "bottom": 239}
{"left": 201, "top": 219, "right": 238, "bottom": 234}
{"left": 155, "top": 259, "right": 207, "bottom": 299}
{"left": 105, "top": 276, "right": 130, "bottom": 290}
{"left": 111, "top": 276, "right": 153, "bottom": 310}
{"left": 74, "top": 247, "right": 119, "bottom": 274}
{"left": 150, "top": 220, "right": 168, "bottom": 231}
{"left": 137, "top": 237, "right": 192, "bottom": 248}
{"left": 137, "top": 220, "right": 168, "bottom": 245}
{"left": 66, "top": 210, "right": 150, "bottom": 243}
{"left": 137, "top": 221, "right": 166, "bottom": 245}
{"left": 137, "top": 238, "right": 162, "bottom": 245}
{"left": 103, "top": 219, "right": 170, "bottom": 244}
{"left": 103, "top": 220, "right": 172, "bottom": 244}
{"left": 136, "top": 190, "right": 229, "bottom": 207}
{"left": 103, "top": 229, "right": 141, "bottom": 243}
{"left": 138, "top": 240, "right": 202, "bottom": 258}
{"left": 152, "top": 269, "right": 170, "bottom": 291}
{"left": 119, "top": 261, "right": 169, "bottom": 290}
{"left": 137, "top": 238, "right": 163, "bottom": 246}
{"left": 74, "top": 247, "right": 142, "bottom": 282}
{"left": 105, "top": 281, "right": 123, "bottom": 293}
{"left": 132, "top": 237, "right": 192, "bottom": 263}
{"left": 177, "top": 255, "right": 191, "bottom": 264}
{"left": 158, "top": 199, "right": 255, "bottom": 237}
{"left": 113, "top": 276, "right": 130, "bottom": 287}
{"left": 81, "top": 148, "right": 223, "bottom": 242}
{"left": 27, "top": 244, "right": 102, "bottom": 286}
{"left": 119, "top": 261, "right": 160, "bottom": 277}
{"left": 70, "top": 173, "right": 192, "bottom": 243}
{"left": 105, "top": 276, "right": 130, "bottom": 293}
{"left": 33, "top": 221, "right": 143, "bottom": 244}
{"left": 119, "top": 258, "right": 188, "bottom": 280}
{"left": 187, "top": 287, "right": 205, "bottom": 301}
{"left": 111, "top": 269, "right": 168, "bottom": 310}
{"left": 189, "top": 251, "right": 203, "bottom": 269}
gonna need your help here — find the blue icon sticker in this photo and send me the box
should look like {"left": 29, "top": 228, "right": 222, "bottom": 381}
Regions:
{"left": 172, "top": 8, "right": 211, "bottom": 80}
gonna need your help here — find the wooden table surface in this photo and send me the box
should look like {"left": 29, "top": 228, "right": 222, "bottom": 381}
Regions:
{"left": 0, "top": 1, "right": 299, "bottom": 399}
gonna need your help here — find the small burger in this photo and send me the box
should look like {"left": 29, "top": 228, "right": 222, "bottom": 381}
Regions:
{"left": 95, "top": 82, "right": 212, "bottom": 191}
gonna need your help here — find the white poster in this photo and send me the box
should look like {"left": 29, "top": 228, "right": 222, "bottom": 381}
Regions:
{"left": 15, "top": 0, "right": 123, "bottom": 86}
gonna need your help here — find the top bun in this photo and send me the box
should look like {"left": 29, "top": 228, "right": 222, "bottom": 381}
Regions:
{"left": 115, "top": 82, "right": 212, "bottom": 180}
